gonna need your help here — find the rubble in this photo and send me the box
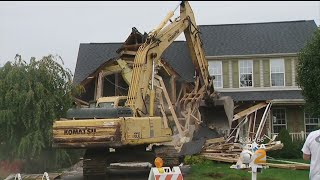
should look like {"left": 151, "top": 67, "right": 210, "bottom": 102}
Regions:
{"left": 200, "top": 137, "right": 284, "bottom": 164}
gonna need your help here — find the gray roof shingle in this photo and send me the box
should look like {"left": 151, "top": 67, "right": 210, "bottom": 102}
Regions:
{"left": 162, "top": 41, "right": 195, "bottom": 82}
{"left": 199, "top": 20, "right": 317, "bottom": 56}
{"left": 73, "top": 43, "right": 122, "bottom": 84}
{"left": 221, "top": 90, "right": 304, "bottom": 101}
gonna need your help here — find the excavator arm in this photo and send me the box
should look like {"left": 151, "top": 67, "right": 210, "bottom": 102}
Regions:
{"left": 127, "top": 1, "right": 213, "bottom": 117}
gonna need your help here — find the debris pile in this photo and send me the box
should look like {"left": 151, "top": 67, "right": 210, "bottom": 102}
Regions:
{"left": 200, "top": 137, "right": 284, "bottom": 163}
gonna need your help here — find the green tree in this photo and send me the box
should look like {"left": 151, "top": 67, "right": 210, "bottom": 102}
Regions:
{"left": 297, "top": 29, "right": 320, "bottom": 116}
{"left": 0, "top": 54, "right": 83, "bottom": 172}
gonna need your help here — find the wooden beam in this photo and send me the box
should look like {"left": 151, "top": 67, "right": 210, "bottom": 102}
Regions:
{"left": 233, "top": 102, "right": 267, "bottom": 121}
{"left": 170, "top": 75, "right": 177, "bottom": 104}
{"left": 156, "top": 75, "right": 184, "bottom": 137}
{"left": 115, "top": 73, "right": 119, "bottom": 96}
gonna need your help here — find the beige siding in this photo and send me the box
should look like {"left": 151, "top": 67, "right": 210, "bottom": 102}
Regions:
{"left": 253, "top": 60, "right": 260, "bottom": 87}
{"left": 263, "top": 59, "right": 270, "bottom": 87}
{"left": 285, "top": 58, "right": 292, "bottom": 86}
{"left": 222, "top": 61, "right": 229, "bottom": 88}
{"left": 232, "top": 60, "right": 239, "bottom": 88}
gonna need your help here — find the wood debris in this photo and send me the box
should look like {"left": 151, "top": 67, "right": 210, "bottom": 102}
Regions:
{"left": 266, "top": 163, "right": 309, "bottom": 170}
{"left": 200, "top": 137, "right": 284, "bottom": 164}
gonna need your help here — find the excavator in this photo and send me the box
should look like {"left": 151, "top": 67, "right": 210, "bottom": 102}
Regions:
{"left": 52, "top": 1, "right": 233, "bottom": 179}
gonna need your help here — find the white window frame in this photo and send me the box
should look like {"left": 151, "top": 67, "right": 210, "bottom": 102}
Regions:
{"left": 208, "top": 61, "right": 223, "bottom": 88}
{"left": 271, "top": 108, "right": 287, "bottom": 134}
{"left": 238, "top": 60, "right": 253, "bottom": 88}
{"left": 270, "top": 58, "right": 285, "bottom": 87}
{"left": 304, "top": 112, "right": 320, "bottom": 134}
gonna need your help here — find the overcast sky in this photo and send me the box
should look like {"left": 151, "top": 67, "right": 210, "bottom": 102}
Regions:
{"left": 1, "top": 1, "right": 319, "bottom": 74}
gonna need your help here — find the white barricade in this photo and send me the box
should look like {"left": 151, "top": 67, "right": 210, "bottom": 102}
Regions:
{"left": 148, "top": 166, "right": 183, "bottom": 180}
{"left": 42, "top": 172, "right": 50, "bottom": 180}
{"left": 14, "top": 173, "right": 22, "bottom": 180}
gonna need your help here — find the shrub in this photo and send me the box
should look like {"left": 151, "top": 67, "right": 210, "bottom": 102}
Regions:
{"left": 184, "top": 155, "right": 207, "bottom": 165}
{"left": 268, "top": 129, "right": 303, "bottom": 159}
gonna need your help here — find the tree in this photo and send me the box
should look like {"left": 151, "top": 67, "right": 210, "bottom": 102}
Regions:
{"left": 0, "top": 54, "right": 83, "bottom": 171}
{"left": 297, "top": 29, "right": 320, "bottom": 116}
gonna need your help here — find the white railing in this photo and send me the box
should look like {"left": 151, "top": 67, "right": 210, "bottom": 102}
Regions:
{"left": 271, "top": 131, "right": 307, "bottom": 141}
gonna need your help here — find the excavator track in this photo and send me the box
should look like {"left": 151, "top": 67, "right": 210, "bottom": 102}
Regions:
{"left": 154, "top": 145, "right": 181, "bottom": 166}
{"left": 83, "top": 148, "right": 109, "bottom": 180}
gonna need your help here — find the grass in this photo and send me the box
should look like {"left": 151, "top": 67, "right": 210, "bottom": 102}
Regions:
{"left": 185, "top": 160, "right": 309, "bottom": 180}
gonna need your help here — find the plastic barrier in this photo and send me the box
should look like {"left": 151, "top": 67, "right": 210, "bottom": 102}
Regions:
{"left": 14, "top": 173, "right": 22, "bottom": 180}
{"left": 148, "top": 166, "right": 183, "bottom": 180}
{"left": 42, "top": 172, "right": 50, "bottom": 180}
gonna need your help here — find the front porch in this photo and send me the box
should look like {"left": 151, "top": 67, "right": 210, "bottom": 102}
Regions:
{"left": 228, "top": 99, "right": 314, "bottom": 143}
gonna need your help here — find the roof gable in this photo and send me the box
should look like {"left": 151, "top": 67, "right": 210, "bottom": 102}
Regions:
{"left": 73, "top": 43, "right": 121, "bottom": 84}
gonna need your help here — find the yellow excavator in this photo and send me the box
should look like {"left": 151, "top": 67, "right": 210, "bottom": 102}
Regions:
{"left": 53, "top": 1, "right": 233, "bottom": 179}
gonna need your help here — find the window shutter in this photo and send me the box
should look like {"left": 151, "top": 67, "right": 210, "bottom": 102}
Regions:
{"left": 253, "top": 60, "right": 260, "bottom": 87}
{"left": 263, "top": 59, "right": 270, "bottom": 87}
{"left": 222, "top": 61, "right": 229, "bottom": 88}
{"left": 285, "top": 58, "right": 292, "bottom": 86}
{"left": 232, "top": 60, "right": 239, "bottom": 88}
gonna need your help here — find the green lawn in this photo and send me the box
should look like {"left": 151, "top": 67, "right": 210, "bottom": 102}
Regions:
{"left": 185, "top": 160, "right": 309, "bottom": 180}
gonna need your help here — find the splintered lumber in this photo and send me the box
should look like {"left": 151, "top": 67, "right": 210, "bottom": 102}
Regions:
{"left": 200, "top": 154, "right": 238, "bottom": 163}
{"left": 265, "top": 143, "right": 284, "bottom": 152}
{"left": 205, "top": 137, "right": 225, "bottom": 145}
{"left": 201, "top": 139, "right": 284, "bottom": 164}
{"left": 266, "top": 163, "right": 310, "bottom": 170}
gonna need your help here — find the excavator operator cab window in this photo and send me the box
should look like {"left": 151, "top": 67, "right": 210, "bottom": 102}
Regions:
{"left": 89, "top": 101, "right": 97, "bottom": 108}
{"left": 98, "top": 102, "right": 114, "bottom": 108}
{"left": 118, "top": 99, "right": 127, "bottom": 107}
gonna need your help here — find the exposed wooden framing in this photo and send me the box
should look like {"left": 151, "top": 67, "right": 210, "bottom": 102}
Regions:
{"left": 74, "top": 98, "right": 90, "bottom": 106}
{"left": 184, "top": 105, "right": 192, "bottom": 132}
{"left": 233, "top": 102, "right": 267, "bottom": 121}
{"left": 170, "top": 75, "right": 177, "bottom": 104}
{"left": 175, "top": 84, "right": 184, "bottom": 107}
{"left": 254, "top": 102, "right": 272, "bottom": 141}
{"left": 95, "top": 71, "right": 103, "bottom": 100}
{"left": 115, "top": 73, "right": 119, "bottom": 96}
{"left": 158, "top": 93, "right": 169, "bottom": 128}
{"left": 156, "top": 75, "right": 183, "bottom": 137}
{"left": 253, "top": 110, "right": 257, "bottom": 135}
{"left": 247, "top": 113, "right": 253, "bottom": 138}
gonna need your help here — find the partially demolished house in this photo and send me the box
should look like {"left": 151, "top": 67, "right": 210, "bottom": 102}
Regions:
{"left": 73, "top": 20, "right": 318, "bottom": 142}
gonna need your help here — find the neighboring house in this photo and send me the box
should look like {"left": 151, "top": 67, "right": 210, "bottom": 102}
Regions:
{"left": 73, "top": 20, "right": 318, "bottom": 141}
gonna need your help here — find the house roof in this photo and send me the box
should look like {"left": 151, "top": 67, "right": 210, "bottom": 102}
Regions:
{"left": 73, "top": 43, "right": 121, "bottom": 85}
{"left": 199, "top": 20, "right": 317, "bottom": 56}
{"left": 162, "top": 41, "right": 195, "bottom": 82}
{"left": 221, "top": 90, "right": 304, "bottom": 101}
{"left": 73, "top": 20, "right": 317, "bottom": 85}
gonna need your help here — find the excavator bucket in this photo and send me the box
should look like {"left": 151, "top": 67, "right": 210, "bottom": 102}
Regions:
{"left": 179, "top": 96, "right": 234, "bottom": 156}
{"left": 200, "top": 95, "right": 234, "bottom": 137}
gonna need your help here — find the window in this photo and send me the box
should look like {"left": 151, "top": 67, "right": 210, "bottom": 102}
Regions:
{"left": 239, "top": 60, "right": 253, "bottom": 87}
{"left": 305, "top": 113, "right": 320, "bottom": 134}
{"left": 270, "top": 59, "right": 285, "bottom": 86}
{"left": 208, "top": 61, "right": 223, "bottom": 88}
{"left": 272, "top": 108, "right": 287, "bottom": 133}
